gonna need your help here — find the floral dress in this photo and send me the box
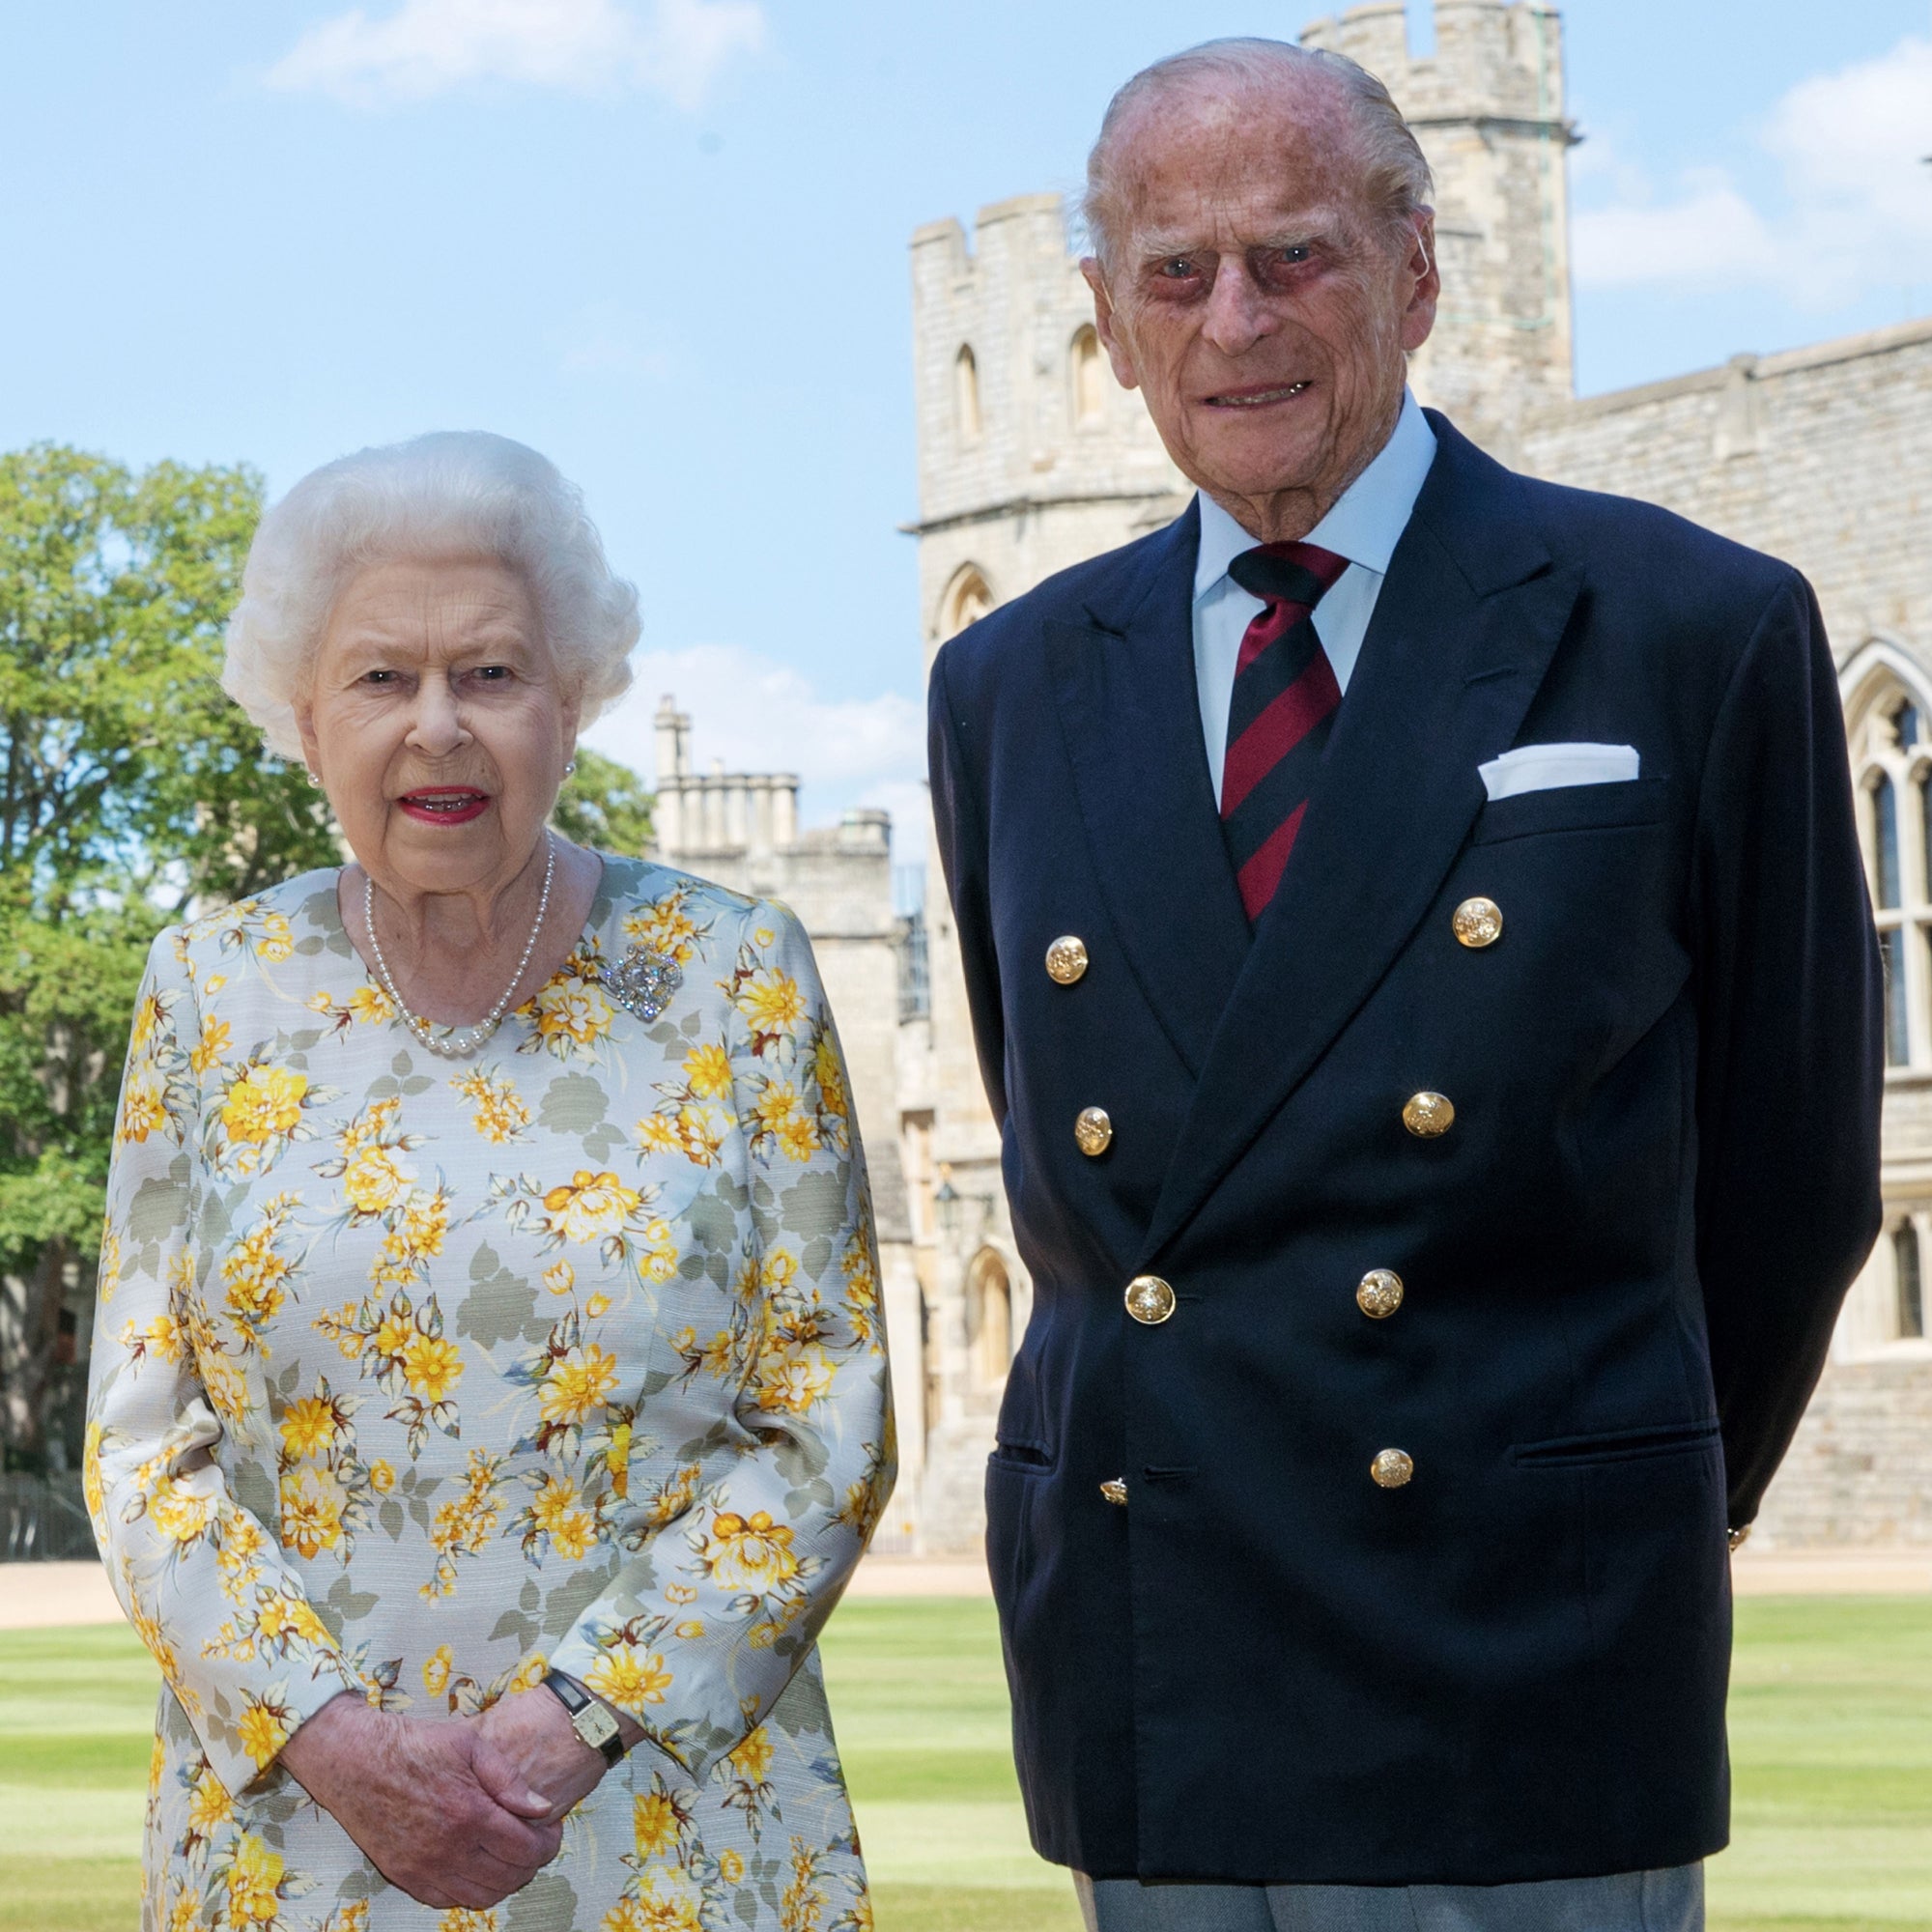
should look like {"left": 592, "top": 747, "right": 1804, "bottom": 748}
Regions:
{"left": 85, "top": 856, "right": 895, "bottom": 1932}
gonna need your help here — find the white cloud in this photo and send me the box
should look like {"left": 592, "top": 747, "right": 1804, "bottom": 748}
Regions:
{"left": 582, "top": 642, "right": 926, "bottom": 845}
{"left": 1573, "top": 35, "right": 1932, "bottom": 305}
{"left": 266, "top": 0, "right": 765, "bottom": 109}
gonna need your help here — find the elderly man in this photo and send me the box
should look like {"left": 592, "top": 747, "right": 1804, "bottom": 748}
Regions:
{"left": 927, "top": 38, "right": 1883, "bottom": 1932}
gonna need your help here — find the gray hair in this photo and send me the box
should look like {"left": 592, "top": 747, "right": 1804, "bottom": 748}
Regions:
{"left": 1084, "top": 38, "right": 1435, "bottom": 274}
{"left": 222, "top": 431, "right": 639, "bottom": 760}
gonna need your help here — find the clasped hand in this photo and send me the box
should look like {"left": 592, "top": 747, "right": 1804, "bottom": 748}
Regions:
{"left": 281, "top": 1685, "right": 615, "bottom": 1909}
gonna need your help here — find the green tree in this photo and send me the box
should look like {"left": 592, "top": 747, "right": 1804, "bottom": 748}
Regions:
{"left": 0, "top": 444, "right": 337, "bottom": 1466}
{"left": 552, "top": 746, "right": 654, "bottom": 856}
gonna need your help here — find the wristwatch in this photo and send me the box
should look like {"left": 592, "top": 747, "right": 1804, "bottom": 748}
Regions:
{"left": 542, "top": 1669, "right": 625, "bottom": 1766}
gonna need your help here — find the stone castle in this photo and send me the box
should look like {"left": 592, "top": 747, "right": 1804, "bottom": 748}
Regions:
{"left": 661, "top": 0, "right": 1932, "bottom": 1550}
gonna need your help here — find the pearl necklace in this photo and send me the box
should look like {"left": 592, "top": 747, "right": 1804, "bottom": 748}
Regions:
{"left": 362, "top": 836, "right": 556, "bottom": 1060}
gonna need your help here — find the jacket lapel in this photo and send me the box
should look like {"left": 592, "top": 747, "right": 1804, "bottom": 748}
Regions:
{"left": 1047, "top": 500, "right": 1252, "bottom": 1077}
{"left": 1139, "top": 417, "right": 1583, "bottom": 1263}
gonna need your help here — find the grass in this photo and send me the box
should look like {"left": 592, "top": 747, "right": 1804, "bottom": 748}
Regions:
{"left": 2, "top": 1598, "right": 1928, "bottom": 1930}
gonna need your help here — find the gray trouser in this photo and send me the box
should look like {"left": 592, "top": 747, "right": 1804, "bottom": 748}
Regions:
{"left": 1076, "top": 1862, "right": 1703, "bottom": 1932}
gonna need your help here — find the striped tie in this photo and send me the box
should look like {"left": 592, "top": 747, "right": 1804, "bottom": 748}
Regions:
{"left": 1220, "top": 540, "right": 1350, "bottom": 923}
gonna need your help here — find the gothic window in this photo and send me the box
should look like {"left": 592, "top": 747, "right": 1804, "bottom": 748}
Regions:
{"left": 954, "top": 344, "right": 982, "bottom": 443}
{"left": 938, "top": 565, "right": 994, "bottom": 641}
{"left": 1851, "top": 671, "right": 1932, "bottom": 1072}
{"left": 966, "top": 1246, "right": 1012, "bottom": 1384}
{"left": 1896, "top": 1223, "right": 1925, "bottom": 1339}
{"left": 1071, "top": 325, "right": 1106, "bottom": 426}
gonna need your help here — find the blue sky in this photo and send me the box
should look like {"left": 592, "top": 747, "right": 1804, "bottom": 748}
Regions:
{"left": 2, "top": 0, "right": 1928, "bottom": 845}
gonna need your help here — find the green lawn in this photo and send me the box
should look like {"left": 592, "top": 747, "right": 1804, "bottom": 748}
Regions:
{"left": 2, "top": 1597, "right": 1928, "bottom": 1931}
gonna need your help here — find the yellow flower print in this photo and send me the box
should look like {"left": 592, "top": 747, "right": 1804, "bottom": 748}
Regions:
{"left": 424, "top": 1645, "right": 454, "bottom": 1696}
{"left": 368, "top": 1459, "right": 396, "bottom": 1493}
{"left": 236, "top": 1700, "right": 291, "bottom": 1771}
{"left": 130, "top": 990, "right": 167, "bottom": 1050}
{"left": 729, "top": 1726, "right": 774, "bottom": 1784}
{"left": 424, "top": 1450, "right": 506, "bottom": 1599}
{"left": 342, "top": 1144, "right": 411, "bottom": 1217}
{"left": 702, "top": 1510, "right": 800, "bottom": 1595}
{"left": 758, "top": 1347, "right": 838, "bottom": 1418}
{"left": 541, "top": 1171, "right": 641, "bottom": 1245}
{"left": 762, "top": 1246, "right": 799, "bottom": 1289}
{"left": 279, "top": 1466, "right": 348, "bottom": 1558}
{"left": 117, "top": 1068, "right": 168, "bottom": 1145}
{"left": 813, "top": 1036, "right": 848, "bottom": 1119}
{"left": 584, "top": 1291, "right": 612, "bottom": 1319}
{"left": 736, "top": 967, "right": 804, "bottom": 1037}
{"left": 544, "top": 1261, "right": 576, "bottom": 1295}
{"left": 585, "top": 1642, "right": 672, "bottom": 1717}
{"left": 451, "top": 1067, "right": 530, "bottom": 1143}
{"left": 539, "top": 1343, "right": 619, "bottom": 1428}
{"left": 508, "top": 1652, "right": 548, "bottom": 1693}
{"left": 781, "top": 1841, "right": 830, "bottom": 1932}
{"left": 149, "top": 1476, "right": 217, "bottom": 1548}
{"left": 189, "top": 1016, "right": 232, "bottom": 1075}
{"left": 776, "top": 1114, "right": 822, "bottom": 1163}
{"left": 279, "top": 1395, "right": 340, "bottom": 1462}
{"left": 402, "top": 1331, "right": 465, "bottom": 1405}
{"left": 683, "top": 1041, "right": 732, "bottom": 1098}
{"left": 437, "top": 1910, "right": 497, "bottom": 1932}
{"left": 347, "top": 984, "right": 394, "bottom": 1025}
{"left": 119, "top": 1313, "right": 184, "bottom": 1366}
{"left": 253, "top": 912, "right": 296, "bottom": 962}
{"left": 639, "top": 1218, "right": 679, "bottom": 1285}
{"left": 81, "top": 1423, "right": 104, "bottom": 1532}
{"left": 528, "top": 976, "right": 615, "bottom": 1056}
{"left": 633, "top": 1786, "right": 683, "bottom": 1859}
{"left": 754, "top": 1081, "right": 802, "bottom": 1134}
{"left": 221, "top": 1065, "right": 308, "bottom": 1147}
{"left": 522, "top": 1472, "right": 599, "bottom": 1562}
{"left": 643, "top": 1463, "right": 702, "bottom": 1531}
{"left": 225, "top": 1833, "right": 285, "bottom": 1924}
{"left": 187, "top": 1766, "right": 234, "bottom": 1833}
{"left": 719, "top": 1849, "right": 746, "bottom": 1886}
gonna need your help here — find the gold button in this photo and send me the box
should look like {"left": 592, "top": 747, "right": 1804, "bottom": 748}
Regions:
{"left": 1453, "top": 897, "right": 1503, "bottom": 949}
{"left": 1357, "top": 1269, "right": 1405, "bottom": 1319}
{"left": 1100, "top": 1478, "right": 1128, "bottom": 1506}
{"left": 1045, "top": 936, "right": 1090, "bottom": 985}
{"left": 1371, "top": 1448, "right": 1414, "bottom": 1489}
{"left": 1075, "top": 1106, "right": 1113, "bottom": 1156}
{"left": 1403, "top": 1092, "right": 1455, "bottom": 1138}
{"left": 1123, "top": 1275, "right": 1176, "bottom": 1325}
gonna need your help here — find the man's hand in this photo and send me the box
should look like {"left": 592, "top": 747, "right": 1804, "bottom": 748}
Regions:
{"left": 472, "top": 1680, "right": 641, "bottom": 1825}
{"left": 280, "top": 1691, "right": 561, "bottom": 1909}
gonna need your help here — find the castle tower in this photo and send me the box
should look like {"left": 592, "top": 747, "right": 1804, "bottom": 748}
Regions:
{"left": 1301, "top": 1, "right": 1577, "bottom": 454}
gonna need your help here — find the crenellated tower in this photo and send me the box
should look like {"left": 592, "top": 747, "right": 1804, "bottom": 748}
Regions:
{"left": 1300, "top": 1, "right": 1577, "bottom": 456}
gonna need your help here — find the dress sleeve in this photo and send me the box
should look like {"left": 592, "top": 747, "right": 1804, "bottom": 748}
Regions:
{"left": 85, "top": 927, "right": 360, "bottom": 1797}
{"left": 548, "top": 900, "right": 897, "bottom": 1781}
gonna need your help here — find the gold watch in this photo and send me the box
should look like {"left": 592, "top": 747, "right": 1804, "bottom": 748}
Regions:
{"left": 543, "top": 1669, "right": 624, "bottom": 1766}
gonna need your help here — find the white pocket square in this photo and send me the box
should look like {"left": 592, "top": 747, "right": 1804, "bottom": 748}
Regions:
{"left": 1479, "top": 743, "right": 1640, "bottom": 803}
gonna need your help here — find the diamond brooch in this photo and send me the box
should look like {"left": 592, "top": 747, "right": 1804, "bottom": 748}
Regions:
{"left": 601, "top": 944, "right": 683, "bottom": 1023}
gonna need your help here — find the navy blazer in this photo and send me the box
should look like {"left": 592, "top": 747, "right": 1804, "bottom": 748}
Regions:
{"left": 926, "top": 414, "right": 1884, "bottom": 1886}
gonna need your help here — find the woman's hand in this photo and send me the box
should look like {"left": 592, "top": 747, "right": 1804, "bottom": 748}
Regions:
{"left": 280, "top": 1690, "right": 562, "bottom": 1909}
{"left": 471, "top": 1681, "right": 641, "bottom": 1824}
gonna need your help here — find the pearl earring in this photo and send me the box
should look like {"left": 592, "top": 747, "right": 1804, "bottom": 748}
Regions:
{"left": 304, "top": 767, "right": 323, "bottom": 788}
{"left": 563, "top": 758, "right": 577, "bottom": 777}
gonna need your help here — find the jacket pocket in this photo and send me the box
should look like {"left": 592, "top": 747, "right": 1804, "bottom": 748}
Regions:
{"left": 1470, "top": 776, "right": 1670, "bottom": 846}
{"left": 1510, "top": 1417, "right": 1720, "bottom": 1469}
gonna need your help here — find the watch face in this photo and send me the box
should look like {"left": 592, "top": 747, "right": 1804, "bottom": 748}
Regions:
{"left": 577, "top": 1703, "right": 620, "bottom": 1748}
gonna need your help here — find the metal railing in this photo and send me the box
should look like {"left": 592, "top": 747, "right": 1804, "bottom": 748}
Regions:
{"left": 0, "top": 1472, "right": 97, "bottom": 1562}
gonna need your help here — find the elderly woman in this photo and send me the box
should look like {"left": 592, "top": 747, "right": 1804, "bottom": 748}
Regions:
{"left": 85, "top": 431, "right": 894, "bottom": 1932}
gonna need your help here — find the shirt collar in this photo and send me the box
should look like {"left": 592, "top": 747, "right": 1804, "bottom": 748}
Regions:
{"left": 1192, "top": 388, "right": 1438, "bottom": 603}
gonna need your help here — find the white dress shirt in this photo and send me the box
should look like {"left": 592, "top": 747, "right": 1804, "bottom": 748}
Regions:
{"left": 1193, "top": 390, "right": 1438, "bottom": 807}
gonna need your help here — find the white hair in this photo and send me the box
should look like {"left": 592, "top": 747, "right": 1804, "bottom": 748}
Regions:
{"left": 1084, "top": 38, "right": 1435, "bottom": 274}
{"left": 222, "top": 430, "right": 639, "bottom": 759}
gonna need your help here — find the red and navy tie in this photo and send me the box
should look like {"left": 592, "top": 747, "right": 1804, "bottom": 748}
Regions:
{"left": 1220, "top": 541, "right": 1350, "bottom": 923}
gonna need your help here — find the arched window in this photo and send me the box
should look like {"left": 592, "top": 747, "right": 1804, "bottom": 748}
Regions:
{"left": 966, "top": 1247, "right": 1012, "bottom": 1384}
{"left": 1846, "top": 655, "right": 1932, "bottom": 1072}
{"left": 954, "top": 344, "right": 981, "bottom": 444}
{"left": 1071, "top": 325, "right": 1106, "bottom": 426}
{"left": 938, "top": 565, "right": 994, "bottom": 641}
{"left": 1896, "top": 1223, "right": 1925, "bottom": 1339}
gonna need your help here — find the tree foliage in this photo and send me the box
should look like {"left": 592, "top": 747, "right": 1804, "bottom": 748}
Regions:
{"left": 0, "top": 444, "right": 339, "bottom": 1463}
{"left": 552, "top": 746, "right": 654, "bottom": 856}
